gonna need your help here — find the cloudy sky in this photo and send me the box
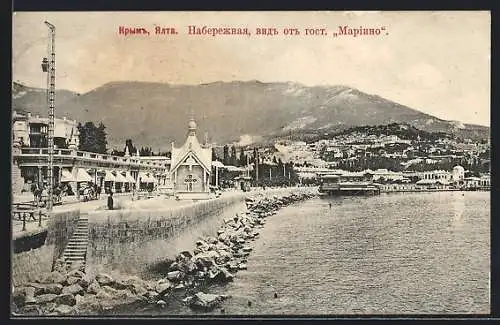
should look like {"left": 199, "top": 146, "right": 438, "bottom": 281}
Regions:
{"left": 12, "top": 11, "right": 490, "bottom": 126}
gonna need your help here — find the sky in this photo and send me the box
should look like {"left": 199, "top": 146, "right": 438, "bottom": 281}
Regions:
{"left": 12, "top": 11, "right": 490, "bottom": 126}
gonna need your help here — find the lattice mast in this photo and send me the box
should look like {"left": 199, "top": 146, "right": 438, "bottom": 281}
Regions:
{"left": 41, "top": 21, "right": 56, "bottom": 211}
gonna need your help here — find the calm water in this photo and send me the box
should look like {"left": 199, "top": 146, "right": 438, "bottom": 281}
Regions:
{"left": 148, "top": 191, "right": 490, "bottom": 315}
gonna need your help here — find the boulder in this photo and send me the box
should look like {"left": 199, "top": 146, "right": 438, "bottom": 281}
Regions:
{"left": 75, "top": 293, "right": 85, "bottom": 305}
{"left": 40, "top": 271, "right": 66, "bottom": 284}
{"left": 66, "top": 270, "right": 85, "bottom": 279}
{"left": 122, "top": 277, "right": 148, "bottom": 296}
{"left": 207, "top": 267, "right": 233, "bottom": 284}
{"left": 30, "top": 283, "right": 63, "bottom": 296}
{"left": 24, "top": 287, "right": 37, "bottom": 304}
{"left": 226, "top": 262, "right": 239, "bottom": 272}
{"left": 35, "top": 293, "right": 58, "bottom": 304}
{"left": 183, "top": 292, "right": 229, "bottom": 311}
{"left": 19, "top": 304, "right": 42, "bottom": 315}
{"left": 218, "top": 232, "right": 229, "bottom": 242}
{"left": 222, "top": 267, "right": 234, "bottom": 279}
{"left": 52, "top": 258, "right": 68, "bottom": 274}
{"left": 97, "top": 286, "right": 145, "bottom": 311}
{"left": 13, "top": 287, "right": 28, "bottom": 307}
{"left": 77, "top": 277, "right": 91, "bottom": 289}
{"left": 242, "top": 246, "right": 253, "bottom": 253}
{"left": 192, "top": 255, "right": 215, "bottom": 269}
{"left": 156, "top": 300, "right": 167, "bottom": 307}
{"left": 238, "top": 263, "right": 248, "bottom": 270}
{"left": 108, "top": 280, "right": 129, "bottom": 290}
{"left": 62, "top": 284, "right": 84, "bottom": 296}
{"left": 53, "top": 304, "right": 74, "bottom": 315}
{"left": 173, "top": 283, "right": 186, "bottom": 291}
{"left": 66, "top": 276, "right": 80, "bottom": 286}
{"left": 54, "top": 293, "right": 77, "bottom": 306}
{"left": 74, "top": 294, "right": 101, "bottom": 314}
{"left": 207, "top": 237, "right": 218, "bottom": 245}
{"left": 166, "top": 270, "right": 184, "bottom": 282}
{"left": 214, "top": 251, "right": 232, "bottom": 265}
{"left": 95, "top": 273, "right": 114, "bottom": 286}
{"left": 144, "top": 290, "right": 160, "bottom": 302}
{"left": 179, "top": 251, "right": 193, "bottom": 259}
{"left": 169, "top": 261, "right": 180, "bottom": 271}
{"left": 86, "top": 280, "right": 101, "bottom": 294}
{"left": 42, "top": 302, "right": 57, "bottom": 313}
{"left": 178, "top": 260, "right": 198, "bottom": 275}
{"left": 154, "top": 279, "right": 172, "bottom": 295}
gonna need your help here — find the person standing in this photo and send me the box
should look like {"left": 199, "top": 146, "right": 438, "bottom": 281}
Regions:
{"left": 107, "top": 192, "right": 114, "bottom": 210}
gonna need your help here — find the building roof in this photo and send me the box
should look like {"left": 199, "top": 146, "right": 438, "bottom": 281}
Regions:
{"left": 170, "top": 118, "right": 212, "bottom": 173}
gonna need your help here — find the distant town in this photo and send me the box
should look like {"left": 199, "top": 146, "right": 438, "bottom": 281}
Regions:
{"left": 12, "top": 109, "right": 490, "bottom": 201}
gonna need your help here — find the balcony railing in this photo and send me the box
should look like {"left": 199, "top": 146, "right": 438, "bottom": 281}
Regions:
{"left": 16, "top": 148, "right": 171, "bottom": 169}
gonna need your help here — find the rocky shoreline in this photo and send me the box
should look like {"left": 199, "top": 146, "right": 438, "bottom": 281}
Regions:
{"left": 12, "top": 189, "right": 316, "bottom": 316}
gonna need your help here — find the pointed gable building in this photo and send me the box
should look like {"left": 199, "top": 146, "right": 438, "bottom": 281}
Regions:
{"left": 170, "top": 117, "right": 212, "bottom": 199}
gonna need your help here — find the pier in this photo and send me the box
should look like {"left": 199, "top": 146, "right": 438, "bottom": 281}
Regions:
{"left": 318, "top": 172, "right": 381, "bottom": 196}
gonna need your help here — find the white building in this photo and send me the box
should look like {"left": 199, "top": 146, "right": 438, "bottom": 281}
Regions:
{"left": 452, "top": 165, "right": 465, "bottom": 182}
{"left": 12, "top": 111, "right": 79, "bottom": 149}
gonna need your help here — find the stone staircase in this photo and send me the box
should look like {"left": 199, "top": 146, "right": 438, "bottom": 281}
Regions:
{"left": 62, "top": 216, "right": 89, "bottom": 268}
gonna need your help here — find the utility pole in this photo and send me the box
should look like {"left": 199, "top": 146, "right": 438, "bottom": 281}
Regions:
{"left": 246, "top": 154, "right": 250, "bottom": 178}
{"left": 255, "top": 150, "right": 259, "bottom": 183}
{"left": 42, "top": 21, "right": 56, "bottom": 212}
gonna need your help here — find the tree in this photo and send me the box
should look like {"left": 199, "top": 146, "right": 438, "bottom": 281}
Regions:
{"left": 223, "top": 145, "right": 230, "bottom": 165}
{"left": 212, "top": 147, "right": 218, "bottom": 161}
{"left": 252, "top": 148, "right": 258, "bottom": 164}
{"left": 230, "top": 146, "right": 237, "bottom": 166}
{"left": 78, "top": 121, "right": 108, "bottom": 154}
{"left": 139, "top": 147, "right": 153, "bottom": 156}
{"left": 96, "top": 122, "right": 107, "bottom": 154}
{"left": 124, "top": 139, "right": 137, "bottom": 156}
{"left": 239, "top": 147, "right": 247, "bottom": 166}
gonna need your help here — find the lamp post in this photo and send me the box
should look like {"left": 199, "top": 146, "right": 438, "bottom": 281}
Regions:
{"left": 41, "top": 21, "right": 56, "bottom": 212}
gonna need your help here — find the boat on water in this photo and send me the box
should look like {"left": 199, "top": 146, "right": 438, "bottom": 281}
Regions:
{"left": 317, "top": 172, "right": 380, "bottom": 196}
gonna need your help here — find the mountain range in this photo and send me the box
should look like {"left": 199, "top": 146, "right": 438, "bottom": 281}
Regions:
{"left": 11, "top": 81, "right": 489, "bottom": 150}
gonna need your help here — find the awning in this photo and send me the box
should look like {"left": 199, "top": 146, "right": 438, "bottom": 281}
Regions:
{"left": 114, "top": 172, "right": 128, "bottom": 183}
{"left": 75, "top": 168, "right": 93, "bottom": 182}
{"left": 416, "top": 179, "right": 438, "bottom": 185}
{"left": 104, "top": 171, "right": 116, "bottom": 182}
{"left": 60, "top": 169, "right": 74, "bottom": 182}
{"left": 139, "top": 172, "right": 152, "bottom": 183}
{"left": 212, "top": 161, "right": 225, "bottom": 168}
{"left": 125, "top": 172, "right": 136, "bottom": 183}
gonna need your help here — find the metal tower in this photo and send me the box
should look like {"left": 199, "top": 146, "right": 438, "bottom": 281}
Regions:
{"left": 41, "top": 21, "right": 56, "bottom": 212}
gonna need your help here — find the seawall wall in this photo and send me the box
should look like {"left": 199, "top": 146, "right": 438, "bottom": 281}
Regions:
{"left": 85, "top": 195, "right": 246, "bottom": 278}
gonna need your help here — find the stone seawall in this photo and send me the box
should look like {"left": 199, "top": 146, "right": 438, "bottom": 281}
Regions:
{"left": 12, "top": 209, "right": 80, "bottom": 287}
{"left": 85, "top": 195, "right": 246, "bottom": 277}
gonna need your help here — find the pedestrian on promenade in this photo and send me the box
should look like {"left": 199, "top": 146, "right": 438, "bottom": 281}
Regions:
{"left": 107, "top": 192, "right": 114, "bottom": 210}
{"left": 329, "top": 202, "right": 332, "bottom": 209}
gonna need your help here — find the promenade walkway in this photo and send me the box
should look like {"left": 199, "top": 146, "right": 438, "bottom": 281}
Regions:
{"left": 12, "top": 193, "right": 133, "bottom": 239}
{"left": 11, "top": 186, "right": 314, "bottom": 238}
